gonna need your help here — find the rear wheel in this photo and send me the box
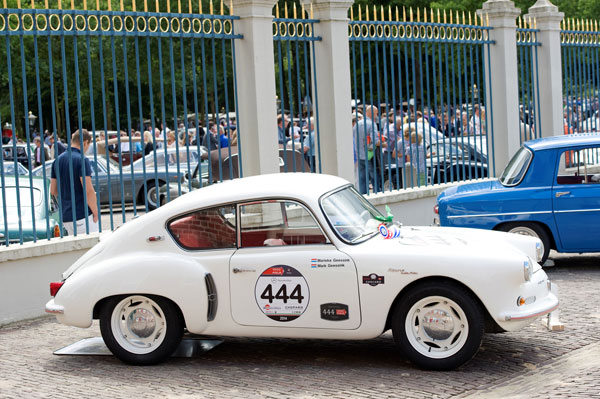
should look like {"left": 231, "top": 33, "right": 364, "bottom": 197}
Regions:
{"left": 99, "top": 294, "right": 183, "bottom": 365}
{"left": 500, "top": 222, "right": 550, "bottom": 264}
{"left": 392, "top": 281, "right": 484, "bottom": 370}
{"left": 139, "top": 180, "right": 163, "bottom": 211}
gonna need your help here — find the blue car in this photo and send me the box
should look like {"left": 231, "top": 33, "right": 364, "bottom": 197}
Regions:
{"left": 435, "top": 134, "right": 600, "bottom": 264}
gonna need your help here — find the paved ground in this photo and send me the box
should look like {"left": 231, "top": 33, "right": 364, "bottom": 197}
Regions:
{"left": 1, "top": 252, "right": 599, "bottom": 399}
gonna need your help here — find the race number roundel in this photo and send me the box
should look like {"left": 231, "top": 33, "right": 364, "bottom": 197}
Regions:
{"left": 255, "top": 265, "right": 310, "bottom": 322}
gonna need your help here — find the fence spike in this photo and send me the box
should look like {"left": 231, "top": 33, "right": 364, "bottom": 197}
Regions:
{"left": 98, "top": 0, "right": 101, "bottom": 11}
{"left": 381, "top": 5, "right": 384, "bottom": 22}
{"left": 437, "top": 9, "right": 440, "bottom": 24}
{"left": 188, "top": 0, "right": 192, "bottom": 13}
{"left": 120, "top": 0, "right": 124, "bottom": 11}
{"left": 358, "top": 4, "right": 361, "bottom": 21}
{"left": 294, "top": 3, "right": 297, "bottom": 19}
{"left": 462, "top": 11, "right": 466, "bottom": 25}
{"left": 275, "top": 3, "right": 279, "bottom": 18}
{"left": 17, "top": 0, "right": 20, "bottom": 8}
{"left": 431, "top": 8, "right": 434, "bottom": 24}
{"left": 416, "top": 7, "right": 419, "bottom": 22}
{"left": 198, "top": 0, "right": 202, "bottom": 14}
{"left": 389, "top": 6, "right": 392, "bottom": 22}
{"left": 46, "top": 0, "right": 49, "bottom": 9}
{"left": 373, "top": 5, "right": 376, "bottom": 22}
{"left": 409, "top": 7, "right": 413, "bottom": 22}
{"left": 220, "top": 0, "right": 224, "bottom": 16}
{"left": 366, "top": 5, "right": 369, "bottom": 22}
{"left": 58, "top": 0, "right": 62, "bottom": 10}
{"left": 350, "top": 5, "right": 353, "bottom": 21}
{"left": 449, "top": 10, "right": 452, "bottom": 24}
{"left": 402, "top": 6, "right": 406, "bottom": 22}
{"left": 284, "top": 2, "right": 288, "bottom": 19}
{"left": 131, "top": 0, "right": 134, "bottom": 12}
{"left": 595, "top": 20, "right": 598, "bottom": 33}
{"left": 31, "top": 0, "right": 34, "bottom": 9}
{"left": 443, "top": 9, "right": 447, "bottom": 24}
{"left": 209, "top": 0, "right": 214, "bottom": 15}
{"left": 469, "top": 11, "right": 472, "bottom": 26}
{"left": 395, "top": 6, "right": 399, "bottom": 22}
{"left": 310, "top": 3, "right": 313, "bottom": 20}
{"left": 424, "top": 8, "right": 427, "bottom": 23}
{"left": 486, "top": 13, "right": 489, "bottom": 27}
{"left": 456, "top": 10, "right": 459, "bottom": 25}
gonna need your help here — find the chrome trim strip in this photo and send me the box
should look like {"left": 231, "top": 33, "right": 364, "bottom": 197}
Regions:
{"left": 503, "top": 302, "right": 559, "bottom": 321}
{"left": 45, "top": 303, "right": 64, "bottom": 315}
{"left": 447, "top": 210, "right": 552, "bottom": 219}
{"left": 555, "top": 208, "right": 600, "bottom": 214}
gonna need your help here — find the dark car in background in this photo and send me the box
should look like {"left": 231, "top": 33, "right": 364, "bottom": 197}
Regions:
{"left": 436, "top": 134, "right": 600, "bottom": 264}
{"left": 2, "top": 144, "right": 34, "bottom": 169}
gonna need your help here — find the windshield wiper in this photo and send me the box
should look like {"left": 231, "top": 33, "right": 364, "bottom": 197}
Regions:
{"left": 351, "top": 230, "right": 379, "bottom": 243}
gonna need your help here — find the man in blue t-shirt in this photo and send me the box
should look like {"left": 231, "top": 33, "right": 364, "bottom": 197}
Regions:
{"left": 50, "top": 129, "right": 99, "bottom": 235}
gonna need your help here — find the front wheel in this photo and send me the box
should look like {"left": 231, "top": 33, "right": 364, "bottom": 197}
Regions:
{"left": 99, "top": 294, "right": 183, "bottom": 365}
{"left": 392, "top": 281, "right": 484, "bottom": 370}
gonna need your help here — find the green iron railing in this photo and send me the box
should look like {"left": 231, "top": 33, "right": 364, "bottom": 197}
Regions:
{"left": 0, "top": 0, "right": 241, "bottom": 245}
{"left": 349, "top": 6, "right": 494, "bottom": 195}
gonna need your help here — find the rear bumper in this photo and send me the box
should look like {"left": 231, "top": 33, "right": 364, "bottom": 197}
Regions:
{"left": 45, "top": 299, "right": 64, "bottom": 315}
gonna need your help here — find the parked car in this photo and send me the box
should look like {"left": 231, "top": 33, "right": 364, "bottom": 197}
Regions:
{"left": 2, "top": 144, "right": 34, "bottom": 169}
{"left": 159, "top": 146, "right": 310, "bottom": 203}
{"left": 1, "top": 161, "right": 29, "bottom": 176}
{"left": 46, "top": 173, "right": 558, "bottom": 370}
{"left": 32, "top": 147, "right": 202, "bottom": 210}
{"left": 435, "top": 134, "right": 600, "bottom": 264}
{"left": 0, "top": 176, "right": 63, "bottom": 244}
{"left": 427, "top": 136, "right": 488, "bottom": 184}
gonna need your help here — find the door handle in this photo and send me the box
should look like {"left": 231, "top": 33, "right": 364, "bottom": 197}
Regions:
{"left": 233, "top": 268, "right": 255, "bottom": 274}
{"left": 555, "top": 191, "right": 571, "bottom": 198}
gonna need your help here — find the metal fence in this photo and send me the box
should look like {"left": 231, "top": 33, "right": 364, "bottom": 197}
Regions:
{"left": 516, "top": 17, "right": 542, "bottom": 142}
{"left": 349, "top": 6, "right": 494, "bottom": 195}
{"left": 0, "top": 0, "right": 241, "bottom": 245}
{"left": 272, "top": 2, "right": 321, "bottom": 174}
{"left": 561, "top": 18, "right": 600, "bottom": 134}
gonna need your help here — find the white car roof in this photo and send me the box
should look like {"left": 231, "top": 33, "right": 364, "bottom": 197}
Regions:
{"left": 177, "top": 173, "right": 350, "bottom": 209}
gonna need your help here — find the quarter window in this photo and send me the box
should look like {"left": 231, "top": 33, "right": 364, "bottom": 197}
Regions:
{"left": 557, "top": 147, "right": 600, "bottom": 185}
{"left": 239, "top": 200, "right": 328, "bottom": 247}
{"left": 168, "top": 205, "right": 236, "bottom": 250}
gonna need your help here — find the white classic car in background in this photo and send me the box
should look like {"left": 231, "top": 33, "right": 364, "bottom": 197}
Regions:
{"left": 46, "top": 173, "right": 559, "bottom": 370}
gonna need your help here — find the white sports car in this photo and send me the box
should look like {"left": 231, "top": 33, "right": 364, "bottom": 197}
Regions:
{"left": 46, "top": 173, "right": 559, "bottom": 370}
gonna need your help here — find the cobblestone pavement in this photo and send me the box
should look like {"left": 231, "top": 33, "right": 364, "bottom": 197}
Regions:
{"left": 1, "top": 253, "right": 599, "bottom": 399}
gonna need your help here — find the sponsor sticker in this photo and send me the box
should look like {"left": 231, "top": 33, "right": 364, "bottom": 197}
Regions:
{"left": 320, "top": 303, "right": 349, "bottom": 321}
{"left": 362, "top": 273, "right": 385, "bottom": 286}
{"left": 255, "top": 266, "right": 310, "bottom": 322}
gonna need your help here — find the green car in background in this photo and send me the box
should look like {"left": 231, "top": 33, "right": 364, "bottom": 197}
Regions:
{"left": 0, "top": 176, "right": 65, "bottom": 244}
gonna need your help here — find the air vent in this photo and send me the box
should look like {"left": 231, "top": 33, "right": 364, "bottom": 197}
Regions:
{"left": 204, "top": 273, "right": 218, "bottom": 321}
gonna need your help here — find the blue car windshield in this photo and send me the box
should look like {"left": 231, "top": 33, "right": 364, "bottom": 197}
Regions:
{"left": 500, "top": 146, "right": 532, "bottom": 186}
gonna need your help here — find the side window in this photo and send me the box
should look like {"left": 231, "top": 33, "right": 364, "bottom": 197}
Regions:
{"left": 168, "top": 205, "right": 236, "bottom": 250}
{"left": 557, "top": 147, "right": 600, "bottom": 185}
{"left": 240, "top": 200, "right": 328, "bottom": 247}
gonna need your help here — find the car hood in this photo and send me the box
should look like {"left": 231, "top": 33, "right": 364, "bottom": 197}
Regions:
{"left": 363, "top": 225, "right": 543, "bottom": 267}
{"left": 437, "top": 179, "right": 502, "bottom": 201}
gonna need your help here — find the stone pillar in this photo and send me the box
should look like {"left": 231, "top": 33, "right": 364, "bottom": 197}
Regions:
{"left": 232, "top": 0, "right": 280, "bottom": 176}
{"left": 307, "top": 0, "right": 355, "bottom": 182}
{"left": 478, "top": 0, "right": 521, "bottom": 176}
{"left": 526, "top": 0, "right": 564, "bottom": 138}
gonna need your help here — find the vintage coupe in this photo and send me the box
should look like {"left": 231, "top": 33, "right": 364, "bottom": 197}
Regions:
{"left": 46, "top": 173, "right": 558, "bottom": 370}
{"left": 435, "top": 134, "right": 600, "bottom": 264}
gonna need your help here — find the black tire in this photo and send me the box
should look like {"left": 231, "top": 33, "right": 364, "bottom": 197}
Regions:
{"left": 499, "top": 222, "right": 551, "bottom": 264}
{"left": 391, "top": 281, "right": 484, "bottom": 370}
{"left": 99, "top": 294, "right": 183, "bottom": 365}
{"left": 139, "top": 180, "right": 162, "bottom": 211}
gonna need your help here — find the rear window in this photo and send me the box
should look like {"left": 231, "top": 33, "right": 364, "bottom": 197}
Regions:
{"left": 500, "top": 146, "right": 532, "bottom": 186}
{"left": 167, "top": 205, "right": 236, "bottom": 250}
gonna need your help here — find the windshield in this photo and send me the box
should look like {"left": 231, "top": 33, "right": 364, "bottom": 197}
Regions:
{"left": 500, "top": 146, "right": 532, "bottom": 186}
{"left": 320, "top": 186, "right": 386, "bottom": 243}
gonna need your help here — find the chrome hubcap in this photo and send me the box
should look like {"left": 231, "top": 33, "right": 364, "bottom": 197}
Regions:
{"left": 111, "top": 296, "right": 166, "bottom": 354}
{"left": 405, "top": 296, "right": 469, "bottom": 359}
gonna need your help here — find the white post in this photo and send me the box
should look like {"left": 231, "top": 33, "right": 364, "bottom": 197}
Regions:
{"left": 478, "top": 0, "right": 521, "bottom": 176}
{"left": 307, "top": 0, "right": 355, "bottom": 182}
{"left": 232, "top": 0, "right": 280, "bottom": 176}
{"left": 526, "top": 0, "right": 565, "bottom": 138}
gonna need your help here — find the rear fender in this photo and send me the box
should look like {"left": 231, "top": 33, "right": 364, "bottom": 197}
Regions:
{"left": 55, "top": 253, "right": 210, "bottom": 333}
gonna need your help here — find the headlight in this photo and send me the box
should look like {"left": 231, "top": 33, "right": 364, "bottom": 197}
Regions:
{"left": 523, "top": 259, "right": 533, "bottom": 282}
{"left": 535, "top": 241, "right": 543, "bottom": 263}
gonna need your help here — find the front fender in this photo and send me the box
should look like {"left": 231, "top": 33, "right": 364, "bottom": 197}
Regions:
{"left": 54, "top": 252, "right": 210, "bottom": 333}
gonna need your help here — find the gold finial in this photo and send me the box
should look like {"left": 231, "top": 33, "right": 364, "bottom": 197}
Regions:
{"left": 381, "top": 5, "right": 384, "bottom": 22}
{"left": 97, "top": 0, "right": 100, "bottom": 11}
{"left": 275, "top": 3, "right": 279, "bottom": 18}
{"left": 188, "top": 0, "right": 192, "bottom": 13}
{"left": 350, "top": 5, "right": 353, "bottom": 21}
{"left": 443, "top": 9, "right": 447, "bottom": 24}
{"left": 31, "top": 0, "right": 34, "bottom": 8}
{"left": 595, "top": 20, "right": 598, "bottom": 33}
{"left": 462, "top": 11, "right": 466, "bottom": 25}
{"left": 469, "top": 12, "right": 472, "bottom": 26}
{"left": 230, "top": 0, "right": 233, "bottom": 15}
{"left": 284, "top": 2, "right": 288, "bottom": 19}
{"left": 220, "top": 0, "right": 224, "bottom": 15}
{"left": 358, "top": 5, "right": 361, "bottom": 21}
{"left": 131, "top": 0, "right": 135, "bottom": 11}
{"left": 366, "top": 5, "right": 369, "bottom": 21}
{"left": 310, "top": 3, "right": 313, "bottom": 19}
{"left": 437, "top": 9, "right": 440, "bottom": 24}
{"left": 416, "top": 7, "right": 420, "bottom": 22}
{"left": 518, "top": 16, "right": 522, "bottom": 29}
{"left": 120, "top": 0, "right": 124, "bottom": 11}
{"left": 17, "top": 0, "right": 20, "bottom": 8}
{"left": 373, "top": 5, "right": 377, "bottom": 21}
{"left": 402, "top": 6, "right": 406, "bottom": 22}
{"left": 167, "top": 0, "right": 170, "bottom": 13}
{"left": 46, "top": 0, "right": 49, "bottom": 9}
{"left": 58, "top": 0, "right": 62, "bottom": 9}
{"left": 293, "top": 3, "right": 297, "bottom": 19}
{"left": 199, "top": 0, "right": 202, "bottom": 14}
{"left": 395, "top": 6, "right": 399, "bottom": 22}
{"left": 209, "top": 0, "right": 213, "bottom": 15}
{"left": 409, "top": 7, "right": 413, "bottom": 22}
{"left": 424, "top": 8, "right": 427, "bottom": 23}
{"left": 486, "top": 13, "right": 489, "bottom": 27}
{"left": 155, "top": 0, "right": 159, "bottom": 12}
{"left": 456, "top": 11, "right": 459, "bottom": 25}
{"left": 430, "top": 8, "right": 434, "bottom": 24}
{"left": 449, "top": 10, "right": 452, "bottom": 24}
{"left": 388, "top": 6, "right": 392, "bottom": 22}
{"left": 177, "top": 0, "right": 181, "bottom": 13}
